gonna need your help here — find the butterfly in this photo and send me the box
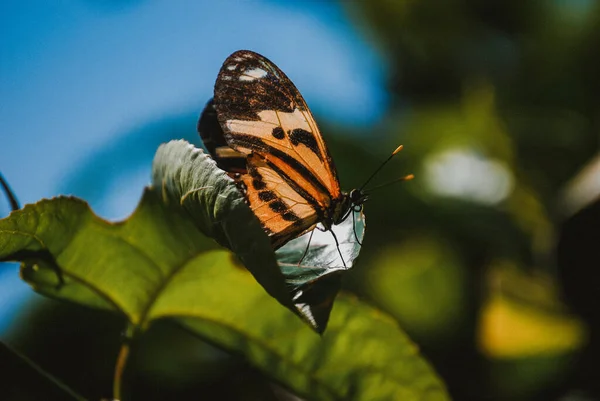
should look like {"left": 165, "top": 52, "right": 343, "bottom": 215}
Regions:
{"left": 199, "top": 50, "right": 410, "bottom": 264}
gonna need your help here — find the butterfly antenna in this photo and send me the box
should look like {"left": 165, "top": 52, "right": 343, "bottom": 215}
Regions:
{"left": 364, "top": 174, "right": 414, "bottom": 193}
{"left": 359, "top": 145, "right": 405, "bottom": 191}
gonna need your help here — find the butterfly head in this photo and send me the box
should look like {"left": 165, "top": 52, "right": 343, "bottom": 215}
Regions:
{"left": 349, "top": 188, "right": 368, "bottom": 206}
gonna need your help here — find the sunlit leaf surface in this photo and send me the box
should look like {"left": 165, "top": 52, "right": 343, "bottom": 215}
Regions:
{"left": 0, "top": 140, "right": 449, "bottom": 400}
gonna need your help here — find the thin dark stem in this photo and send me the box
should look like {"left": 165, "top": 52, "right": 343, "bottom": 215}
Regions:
{"left": 0, "top": 341, "right": 87, "bottom": 401}
{"left": 0, "top": 172, "right": 20, "bottom": 211}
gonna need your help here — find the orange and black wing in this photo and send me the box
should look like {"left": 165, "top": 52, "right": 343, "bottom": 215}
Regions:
{"left": 199, "top": 99, "right": 323, "bottom": 248}
{"left": 208, "top": 50, "right": 343, "bottom": 247}
{"left": 238, "top": 154, "right": 322, "bottom": 248}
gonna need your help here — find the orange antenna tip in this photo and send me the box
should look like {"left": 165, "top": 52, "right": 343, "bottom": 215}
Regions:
{"left": 392, "top": 145, "right": 404, "bottom": 155}
{"left": 403, "top": 174, "right": 415, "bottom": 181}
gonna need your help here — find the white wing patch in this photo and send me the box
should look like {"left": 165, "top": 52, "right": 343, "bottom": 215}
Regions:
{"left": 226, "top": 119, "right": 275, "bottom": 136}
{"left": 225, "top": 109, "right": 310, "bottom": 134}
{"left": 240, "top": 67, "right": 268, "bottom": 81}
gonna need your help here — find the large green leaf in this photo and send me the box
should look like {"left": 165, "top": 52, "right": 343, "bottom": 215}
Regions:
{"left": 0, "top": 193, "right": 449, "bottom": 400}
{"left": 0, "top": 140, "right": 449, "bottom": 400}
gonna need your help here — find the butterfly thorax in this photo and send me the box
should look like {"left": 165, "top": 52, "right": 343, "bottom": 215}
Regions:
{"left": 329, "top": 189, "right": 368, "bottom": 228}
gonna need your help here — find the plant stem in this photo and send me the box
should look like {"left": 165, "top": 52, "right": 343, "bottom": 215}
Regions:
{"left": 0, "top": 172, "right": 20, "bottom": 211}
{"left": 113, "top": 340, "right": 131, "bottom": 401}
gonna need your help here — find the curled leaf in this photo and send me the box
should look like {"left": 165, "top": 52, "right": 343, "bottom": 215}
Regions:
{"left": 276, "top": 209, "right": 366, "bottom": 332}
{"left": 151, "top": 140, "right": 294, "bottom": 312}
{"left": 154, "top": 140, "right": 366, "bottom": 332}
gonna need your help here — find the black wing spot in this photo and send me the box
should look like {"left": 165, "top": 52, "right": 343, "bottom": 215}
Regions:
{"left": 282, "top": 211, "right": 300, "bottom": 222}
{"left": 289, "top": 128, "right": 321, "bottom": 160}
{"left": 269, "top": 200, "right": 287, "bottom": 213}
{"left": 252, "top": 179, "right": 266, "bottom": 190}
{"left": 272, "top": 126, "right": 285, "bottom": 139}
{"left": 258, "top": 191, "right": 277, "bottom": 202}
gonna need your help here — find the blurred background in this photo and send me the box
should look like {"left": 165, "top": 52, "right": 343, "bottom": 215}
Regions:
{"left": 1, "top": 1, "right": 599, "bottom": 400}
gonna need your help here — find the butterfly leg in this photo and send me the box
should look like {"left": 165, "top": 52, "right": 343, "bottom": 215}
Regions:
{"left": 329, "top": 229, "right": 347, "bottom": 268}
{"left": 352, "top": 206, "right": 363, "bottom": 246}
{"left": 297, "top": 228, "right": 316, "bottom": 266}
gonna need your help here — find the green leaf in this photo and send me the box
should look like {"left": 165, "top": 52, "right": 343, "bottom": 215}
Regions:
{"left": 0, "top": 194, "right": 449, "bottom": 400}
{"left": 0, "top": 141, "right": 449, "bottom": 399}
{"left": 172, "top": 259, "right": 451, "bottom": 401}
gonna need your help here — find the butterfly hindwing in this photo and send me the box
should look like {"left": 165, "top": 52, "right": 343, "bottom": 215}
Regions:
{"left": 240, "top": 154, "right": 320, "bottom": 248}
{"left": 198, "top": 99, "right": 247, "bottom": 175}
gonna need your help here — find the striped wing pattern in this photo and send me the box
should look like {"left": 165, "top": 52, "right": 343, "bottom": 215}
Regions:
{"left": 239, "top": 154, "right": 320, "bottom": 248}
{"left": 211, "top": 50, "right": 343, "bottom": 248}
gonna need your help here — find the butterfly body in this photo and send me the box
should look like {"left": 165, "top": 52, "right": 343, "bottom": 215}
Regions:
{"left": 200, "top": 50, "right": 366, "bottom": 250}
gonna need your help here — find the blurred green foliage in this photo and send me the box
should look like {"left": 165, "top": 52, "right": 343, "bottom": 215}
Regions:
{"left": 3, "top": 1, "right": 599, "bottom": 400}
{"left": 340, "top": 1, "right": 599, "bottom": 400}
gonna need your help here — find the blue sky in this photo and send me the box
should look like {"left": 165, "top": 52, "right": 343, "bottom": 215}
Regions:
{"left": 0, "top": 1, "right": 387, "bottom": 335}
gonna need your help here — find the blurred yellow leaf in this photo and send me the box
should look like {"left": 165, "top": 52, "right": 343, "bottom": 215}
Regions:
{"left": 478, "top": 262, "right": 586, "bottom": 358}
